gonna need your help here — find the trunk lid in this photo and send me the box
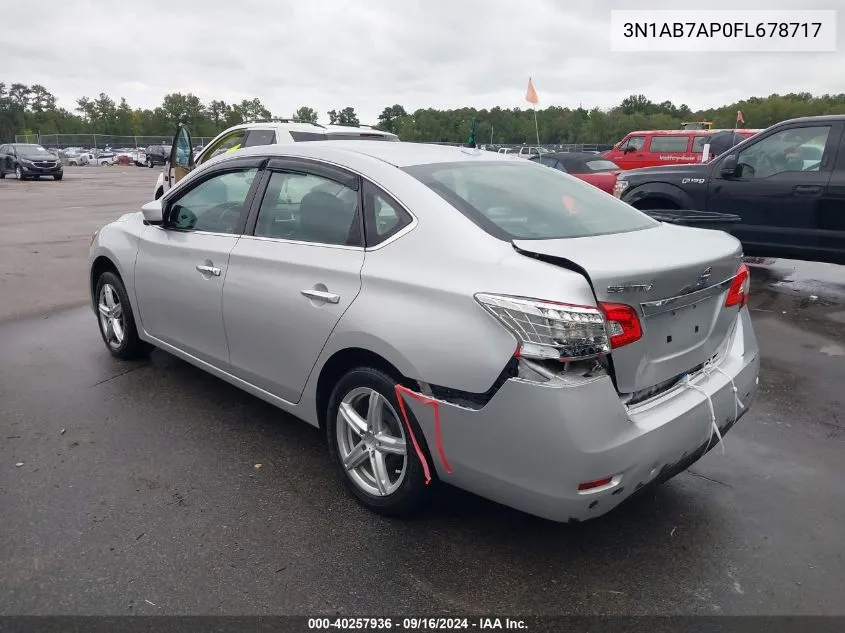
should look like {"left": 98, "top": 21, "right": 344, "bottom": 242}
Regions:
{"left": 513, "top": 223, "right": 744, "bottom": 394}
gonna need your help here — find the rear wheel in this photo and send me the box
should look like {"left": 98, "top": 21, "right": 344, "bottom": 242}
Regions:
{"left": 326, "top": 367, "right": 429, "bottom": 517}
{"left": 94, "top": 272, "right": 153, "bottom": 360}
{"left": 146, "top": 157, "right": 153, "bottom": 168}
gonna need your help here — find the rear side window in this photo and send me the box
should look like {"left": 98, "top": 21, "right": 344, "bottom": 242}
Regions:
{"left": 649, "top": 136, "right": 690, "bottom": 153}
{"left": 253, "top": 171, "right": 361, "bottom": 246}
{"left": 404, "top": 161, "right": 657, "bottom": 241}
{"left": 244, "top": 130, "right": 276, "bottom": 147}
{"left": 324, "top": 133, "right": 399, "bottom": 142}
{"left": 691, "top": 136, "right": 710, "bottom": 152}
{"left": 289, "top": 131, "right": 327, "bottom": 142}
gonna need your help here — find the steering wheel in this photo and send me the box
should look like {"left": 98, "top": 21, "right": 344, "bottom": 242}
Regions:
{"left": 207, "top": 202, "right": 242, "bottom": 233}
{"left": 756, "top": 154, "right": 776, "bottom": 177}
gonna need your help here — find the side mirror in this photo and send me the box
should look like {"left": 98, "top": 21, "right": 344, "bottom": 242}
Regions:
{"left": 720, "top": 155, "right": 739, "bottom": 178}
{"left": 141, "top": 199, "right": 163, "bottom": 225}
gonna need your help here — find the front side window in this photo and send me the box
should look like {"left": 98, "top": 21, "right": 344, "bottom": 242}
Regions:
{"left": 199, "top": 130, "right": 248, "bottom": 164}
{"left": 648, "top": 136, "right": 690, "bottom": 153}
{"left": 167, "top": 168, "right": 258, "bottom": 233}
{"left": 620, "top": 136, "right": 645, "bottom": 152}
{"left": 404, "top": 161, "right": 657, "bottom": 241}
{"left": 254, "top": 171, "right": 360, "bottom": 245}
{"left": 736, "top": 125, "right": 831, "bottom": 178}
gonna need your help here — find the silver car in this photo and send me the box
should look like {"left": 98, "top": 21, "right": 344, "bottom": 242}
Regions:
{"left": 88, "top": 141, "right": 759, "bottom": 522}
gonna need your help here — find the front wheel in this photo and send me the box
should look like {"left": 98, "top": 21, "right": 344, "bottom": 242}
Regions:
{"left": 326, "top": 367, "right": 430, "bottom": 517}
{"left": 15, "top": 166, "right": 25, "bottom": 180}
{"left": 53, "top": 174, "right": 63, "bottom": 181}
{"left": 94, "top": 272, "right": 153, "bottom": 360}
{"left": 146, "top": 158, "right": 153, "bottom": 168}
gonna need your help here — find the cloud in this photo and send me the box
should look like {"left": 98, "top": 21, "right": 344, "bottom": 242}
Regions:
{"left": 4, "top": 0, "right": 843, "bottom": 123}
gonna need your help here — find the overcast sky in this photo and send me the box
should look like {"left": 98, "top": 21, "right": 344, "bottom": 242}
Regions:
{"left": 5, "top": 0, "right": 843, "bottom": 124}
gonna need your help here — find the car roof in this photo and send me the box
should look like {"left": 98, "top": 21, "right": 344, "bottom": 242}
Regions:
{"left": 209, "top": 141, "right": 515, "bottom": 168}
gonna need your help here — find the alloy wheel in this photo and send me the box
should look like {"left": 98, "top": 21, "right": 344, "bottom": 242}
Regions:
{"left": 97, "top": 283, "right": 125, "bottom": 349}
{"left": 15, "top": 166, "right": 23, "bottom": 180}
{"left": 336, "top": 387, "right": 408, "bottom": 497}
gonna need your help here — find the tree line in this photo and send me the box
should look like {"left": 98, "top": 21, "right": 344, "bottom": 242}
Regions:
{"left": 2, "top": 81, "right": 844, "bottom": 145}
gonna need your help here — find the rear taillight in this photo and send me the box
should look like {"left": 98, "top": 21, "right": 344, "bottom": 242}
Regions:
{"left": 599, "top": 302, "right": 643, "bottom": 348}
{"left": 475, "top": 293, "right": 610, "bottom": 361}
{"left": 725, "top": 264, "right": 750, "bottom": 308}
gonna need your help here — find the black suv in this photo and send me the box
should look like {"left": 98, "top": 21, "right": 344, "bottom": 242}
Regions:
{"left": 0, "top": 143, "right": 63, "bottom": 180}
{"left": 145, "top": 145, "right": 169, "bottom": 168}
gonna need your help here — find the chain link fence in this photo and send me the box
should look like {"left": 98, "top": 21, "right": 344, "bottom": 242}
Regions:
{"left": 14, "top": 134, "right": 614, "bottom": 154}
{"left": 14, "top": 134, "right": 217, "bottom": 149}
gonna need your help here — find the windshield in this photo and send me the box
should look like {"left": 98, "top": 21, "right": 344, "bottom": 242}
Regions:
{"left": 16, "top": 144, "right": 48, "bottom": 152}
{"left": 403, "top": 161, "right": 657, "bottom": 240}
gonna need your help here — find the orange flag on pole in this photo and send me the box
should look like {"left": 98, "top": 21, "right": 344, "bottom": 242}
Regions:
{"left": 525, "top": 77, "right": 539, "bottom": 105}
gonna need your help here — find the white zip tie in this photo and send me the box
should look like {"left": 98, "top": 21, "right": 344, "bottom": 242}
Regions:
{"left": 703, "top": 362, "right": 745, "bottom": 422}
{"left": 684, "top": 374, "right": 724, "bottom": 455}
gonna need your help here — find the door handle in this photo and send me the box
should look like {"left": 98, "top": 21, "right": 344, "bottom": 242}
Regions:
{"left": 301, "top": 289, "right": 340, "bottom": 304}
{"left": 196, "top": 264, "right": 221, "bottom": 276}
{"left": 794, "top": 185, "right": 822, "bottom": 195}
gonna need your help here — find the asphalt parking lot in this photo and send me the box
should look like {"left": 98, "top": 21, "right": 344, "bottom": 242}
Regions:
{"left": 1, "top": 168, "right": 844, "bottom": 616}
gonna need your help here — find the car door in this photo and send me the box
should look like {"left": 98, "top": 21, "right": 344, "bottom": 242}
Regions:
{"left": 168, "top": 123, "right": 195, "bottom": 187}
{"left": 134, "top": 157, "right": 264, "bottom": 368}
{"left": 223, "top": 157, "right": 365, "bottom": 403}
{"left": 616, "top": 135, "right": 647, "bottom": 170}
{"left": 706, "top": 122, "right": 841, "bottom": 260}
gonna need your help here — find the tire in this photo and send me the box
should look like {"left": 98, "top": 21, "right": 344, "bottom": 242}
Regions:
{"left": 53, "top": 174, "right": 63, "bottom": 181}
{"left": 326, "top": 367, "right": 430, "bottom": 517}
{"left": 15, "top": 165, "right": 25, "bottom": 180}
{"left": 146, "top": 158, "right": 153, "bottom": 168}
{"left": 94, "top": 272, "right": 153, "bottom": 360}
{"left": 0, "top": 169, "right": 4, "bottom": 179}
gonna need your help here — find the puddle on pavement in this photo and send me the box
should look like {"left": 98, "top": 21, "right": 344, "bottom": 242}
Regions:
{"left": 744, "top": 257, "right": 845, "bottom": 340}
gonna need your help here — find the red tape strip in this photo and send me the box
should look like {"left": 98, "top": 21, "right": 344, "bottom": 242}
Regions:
{"left": 394, "top": 384, "right": 453, "bottom": 485}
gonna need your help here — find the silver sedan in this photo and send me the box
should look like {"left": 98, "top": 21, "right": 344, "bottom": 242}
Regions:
{"left": 88, "top": 141, "right": 760, "bottom": 522}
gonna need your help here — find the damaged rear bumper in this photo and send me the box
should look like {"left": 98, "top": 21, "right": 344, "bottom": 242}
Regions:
{"left": 404, "top": 309, "right": 760, "bottom": 522}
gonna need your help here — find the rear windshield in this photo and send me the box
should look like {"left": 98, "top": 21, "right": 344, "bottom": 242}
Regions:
{"left": 584, "top": 159, "right": 619, "bottom": 172}
{"left": 403, "top": 161, "right": 657, "bottom": 240}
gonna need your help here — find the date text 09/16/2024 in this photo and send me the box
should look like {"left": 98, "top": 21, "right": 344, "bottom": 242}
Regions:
{"left": 307, "top": 617, "right": 528, "bottom": 630}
